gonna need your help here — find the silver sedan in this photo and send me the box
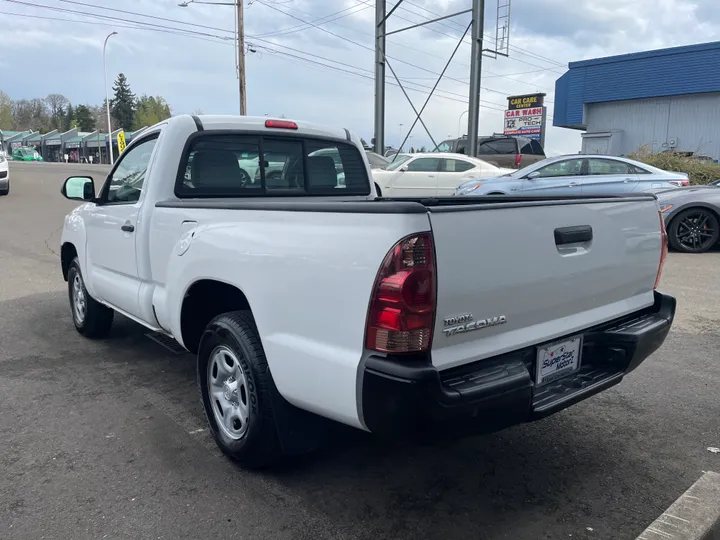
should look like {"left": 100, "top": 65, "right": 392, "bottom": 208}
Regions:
{"left": 454, "top": 154, "right": 689, "bottom": 196}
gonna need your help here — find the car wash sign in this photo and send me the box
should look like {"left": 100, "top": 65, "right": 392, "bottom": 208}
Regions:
{"left": 503, "top": 93, "right": 547, "bottom": 143}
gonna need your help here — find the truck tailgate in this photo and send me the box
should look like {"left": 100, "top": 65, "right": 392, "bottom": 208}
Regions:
{"left": 428, "top": 197, "right": 663, "bottom": 371}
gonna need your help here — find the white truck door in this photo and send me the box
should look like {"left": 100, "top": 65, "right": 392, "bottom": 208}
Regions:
{"left": 85, "top": 136, "right": 158, "bottom": 317}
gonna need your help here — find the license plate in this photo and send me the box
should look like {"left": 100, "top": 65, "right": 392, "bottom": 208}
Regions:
{"left": 536, "top": 336, "right": 582, "bottom": 385}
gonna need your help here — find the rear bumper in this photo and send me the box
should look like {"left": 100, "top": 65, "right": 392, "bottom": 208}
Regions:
{"left": 361, "top": 291, "right": 675, "bottom": 437}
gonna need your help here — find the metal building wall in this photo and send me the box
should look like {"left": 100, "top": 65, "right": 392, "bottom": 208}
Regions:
{"left": 585, "top": 92, "right": 720, "bottom": 160}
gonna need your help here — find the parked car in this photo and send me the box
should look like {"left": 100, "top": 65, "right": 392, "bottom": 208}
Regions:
{"left": 0, "top": 153, "right": 9, "bottom": 196}
{"left": 372, "top": 152, "right": 514, "bottom": 197}
{"left": 59, "top": 114, "right": 674, "bottom": 468}
{"left": 657, "top": 184, "right": 720, "bottom": 253}
{"left": 434, "top": 135, "right": 546, "bottom": 168}
{"left": 12, "top": 146, "right": 43, "bottom": 161}
{"left": 365, "top": 150, "right": 390, "bottom": 169}
{"left": 710, "top": 179, "right": 720, "bottom": 186}
{"left": 455, "top": 154, "right": 689, "bottom": 196}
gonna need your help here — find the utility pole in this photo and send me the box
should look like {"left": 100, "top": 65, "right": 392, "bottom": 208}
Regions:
{"left": 373, "top": 0, "right": 386, "bottom": 155}
{"left": 237, "top": 0, "right": 247, "bottom": 115}
{"left": 467, "top": 0, "right": 484, "bottom": 157}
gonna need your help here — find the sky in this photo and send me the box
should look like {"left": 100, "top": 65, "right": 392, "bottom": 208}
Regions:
{"left": 0, "top": 0, "right": 718, "bottom": 154}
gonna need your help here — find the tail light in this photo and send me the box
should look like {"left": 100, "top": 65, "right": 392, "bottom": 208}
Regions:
{"left": 365, "top": 233, "right": 436, "bottom": 354}
{"left": 655, "top": 210, "right": 668, "bottom": 290}
{"left": 669, "top": 180, "right": 690, "bottom": 187}
{"left": 514, "top": 154, "right": 522, "bottom": 167}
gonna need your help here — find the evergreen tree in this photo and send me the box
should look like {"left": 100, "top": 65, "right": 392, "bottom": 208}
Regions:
{"left": 64, "top": 104, "right": 75, "bottom": 131}
{"left": 74, "top": 105, "right": 95, "bottom": 132}
{"left": 110, "top": 73, "right": 136, "bottom": 131}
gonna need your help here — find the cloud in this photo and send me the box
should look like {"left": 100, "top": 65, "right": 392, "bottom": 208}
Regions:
{"left": 0, "top": 0, "right": 717, "bottom": 153}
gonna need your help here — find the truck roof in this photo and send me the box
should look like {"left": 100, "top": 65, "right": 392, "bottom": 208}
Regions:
{"left": 169, "top": 114, "right": 354, "bottom": 145}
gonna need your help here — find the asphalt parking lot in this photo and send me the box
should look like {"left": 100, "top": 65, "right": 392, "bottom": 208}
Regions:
{"left": 1, "top": 161, "right": 718, "bottom": 540}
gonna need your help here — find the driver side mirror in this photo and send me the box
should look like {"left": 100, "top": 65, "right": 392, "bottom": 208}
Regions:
{"left": 526, "top": 171, "right": 541, "bottom": 180}
{"left": 399, "top": 165, "right": 408, "bottom": 172}
{"left": 62, "top": 176, "right": 95, "bottom": 201}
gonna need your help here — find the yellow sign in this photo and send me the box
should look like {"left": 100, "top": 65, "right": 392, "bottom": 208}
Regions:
{"left": 117, "top": 130, "right": 127, "bottom": 154}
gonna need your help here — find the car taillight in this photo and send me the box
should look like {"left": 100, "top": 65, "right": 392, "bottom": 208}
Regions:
{"left": 669, "top": 180, "right": 690, "bottom": 187}
{"left": 265, "top": 119, "right": 298, "bottom": 130}
{"left": 655, "top": 210, "right": 668, "bottom": 290}
{"left": 365, "top": 233, "right": 436, "bottom": 354}
{"left": 515, "top": 154, "right": 522, "bottom": 167}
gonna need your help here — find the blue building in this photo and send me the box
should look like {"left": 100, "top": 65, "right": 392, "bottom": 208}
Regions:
{"left": 554, "top": 41, "right": 720, "bottom": 160}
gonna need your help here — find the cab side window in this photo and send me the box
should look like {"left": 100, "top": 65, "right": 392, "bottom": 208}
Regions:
{"left": 105, "top": 136, "right": 159, "bottom": 203}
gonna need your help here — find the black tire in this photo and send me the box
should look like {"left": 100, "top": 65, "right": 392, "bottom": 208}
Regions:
{"left": 374, "top": 182, "right": 382, "bottom": 197}
{"left": 67, "top": 258, "right": 114, "bottom": 338}
{"left": 668, "top": 208, "right": 720, "bottom": 253}
{"left": 197, "top": 311, "right": 282, "bottom": 469}
{"left": 487, "top": 192, "right": 505, "bottom": 195}
{"left": 0, "top": 182, "right": 8, "bottom": 196}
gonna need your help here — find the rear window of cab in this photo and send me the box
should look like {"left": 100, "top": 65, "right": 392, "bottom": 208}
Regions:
{"left": 175, "top": 133, "right": 370, "bottom": 198}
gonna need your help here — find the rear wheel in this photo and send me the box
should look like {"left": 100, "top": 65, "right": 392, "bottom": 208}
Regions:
{"left": 668, "top": 208, "right": 720, "bottom": 253}
{"left": 67, "top": 258, "right": 114, "bottom": 337}
{"left": 0, "top": 181, "right": 8, "bottom": 196}
{"left": 197, "top": 311, "right": 282, "bottom": 468}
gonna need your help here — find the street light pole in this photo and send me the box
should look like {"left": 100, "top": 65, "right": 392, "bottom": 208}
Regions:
{"left": 457, "top": 110, "right": 468, "bottom": 137}
{"left": 103, "top": 31, "right": 118, "bottom": 166}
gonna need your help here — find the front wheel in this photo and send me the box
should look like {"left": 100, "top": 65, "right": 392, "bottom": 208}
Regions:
{"left": 67, "top": 258, "right": 114, "bottom": 337}
{"left": 668, "top": 208, "right": 720, "bottom": 253}
{"left": 197, "top": 311, "right": 282, "bottom": 469}
{"left": 374, "top": 182, "right": 382, "bottom": 197}
{"left": 0, "top": 181, "right": 8, "bottom": 196}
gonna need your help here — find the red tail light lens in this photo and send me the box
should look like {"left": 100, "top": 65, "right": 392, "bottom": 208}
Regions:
{"left": 365, "top": 233, "right": 436, "bottom": 354}
{"left": 655, "top": 210, "right": 668, "bottom": 290}
{"left": 265, "top": 119, "right": 298, "bottom": 130}
{"left": 515, "top": 154, "right": 522, "bottom": 167}
{"left": 669, "top": 180, "right": 690, "bottom": 187}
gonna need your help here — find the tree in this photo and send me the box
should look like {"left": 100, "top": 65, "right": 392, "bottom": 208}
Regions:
{"left": 90, "top": 103, "right": 117, "bottom": 133}
{"left": 419, "top": 146, "right": 427, "bottom": 152}
{"left": 63, "top": 104, "right": 75, "bottom": 131}
{"left": 46, "top": 93, "right": 69, "bottom": 130}
{"left": 409, "top": 146, "right": 415, "bottom": 153}
{"left": 12, "top": 99, "right": 50, "bottom": 131}
{"left": 110, "top": 73, "right": 136, "bottom": 131}
{"left": 74, "top": 105, "right": 95, "bottom": 132}
{"left": 133, "top": 95, "right": 171, "bottom": 129}
{"left": 0, "top": 90, "right": 12, "bottom": 130}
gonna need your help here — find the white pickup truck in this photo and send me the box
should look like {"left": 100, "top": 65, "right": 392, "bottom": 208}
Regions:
{"left": 59, "top": 115, "right": 676, "bottom": 468}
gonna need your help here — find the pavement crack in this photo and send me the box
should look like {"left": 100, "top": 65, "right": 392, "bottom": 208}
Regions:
{"left": 44, "top": 225, "right": 63, "bottom": 257}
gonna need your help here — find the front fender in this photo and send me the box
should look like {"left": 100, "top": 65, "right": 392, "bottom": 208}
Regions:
{"left": 61, "top": 203, "right": 94, "bottom": 296}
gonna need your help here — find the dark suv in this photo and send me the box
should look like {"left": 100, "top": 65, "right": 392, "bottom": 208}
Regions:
{"left": 434, "top": 135, "right": 546, "bottom": 169}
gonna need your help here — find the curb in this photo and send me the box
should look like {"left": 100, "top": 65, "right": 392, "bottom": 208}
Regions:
{"left": 637, "top": 471, "right": 720, "bottom": 540}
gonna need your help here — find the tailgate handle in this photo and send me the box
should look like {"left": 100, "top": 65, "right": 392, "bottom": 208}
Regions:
{"left": 555, "top": 226, "right": 592, "bottom": 245}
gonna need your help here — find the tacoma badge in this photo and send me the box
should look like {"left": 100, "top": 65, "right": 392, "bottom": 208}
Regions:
{"left": 443, "top": 313, "right": 507, "bottom": 337}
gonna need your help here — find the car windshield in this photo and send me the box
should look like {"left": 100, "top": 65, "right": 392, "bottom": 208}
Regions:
{"left": 384, "top": 154, "right": 412, "bottom": 171}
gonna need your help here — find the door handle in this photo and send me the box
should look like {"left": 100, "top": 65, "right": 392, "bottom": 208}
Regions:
{"left": 623, "top": 178, "right": 633, "bottom": 183}
{"left": 568, "top": 181, "right": 581, "bottom": 187}
{"left": 555, "top": 226, "right": 593, "bottom": 245}
{"left": 121, "top": 221, "right": 135, "bottom": 233}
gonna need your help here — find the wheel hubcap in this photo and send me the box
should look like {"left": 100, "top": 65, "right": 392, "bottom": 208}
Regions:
{"left": 72, "top": 274, "right": 86, "bottom": 324}
{"left": 677, "top": 211, "right": 717, "bottom": 251}
{"left": 208, "top": 345, "right": 250, "bottom": 440}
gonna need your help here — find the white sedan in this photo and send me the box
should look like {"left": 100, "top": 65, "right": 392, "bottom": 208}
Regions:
{"left": 0, "top": 153, "right": 9, "bottom": 196}
{"left": 371, "top": 152, "right": 513, "bottom": 197}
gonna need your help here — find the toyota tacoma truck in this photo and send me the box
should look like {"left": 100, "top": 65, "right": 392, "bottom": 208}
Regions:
{"left": 59, "top": 115, "right": 676, "bottom": 468}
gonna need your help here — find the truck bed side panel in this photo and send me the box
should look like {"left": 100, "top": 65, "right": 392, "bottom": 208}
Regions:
{"left": 151, "top": 207, "right": 431, "bottom": 429}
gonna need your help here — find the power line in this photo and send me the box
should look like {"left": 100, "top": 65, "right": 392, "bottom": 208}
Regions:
{"left": 401, "top": 0, "right": 566, "bottom": 69}
{"left": 253, "top": 1, "right": 371, "bottom": 38}
{"left": 0, "top": 5, "right": 507, "bottom": 111}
